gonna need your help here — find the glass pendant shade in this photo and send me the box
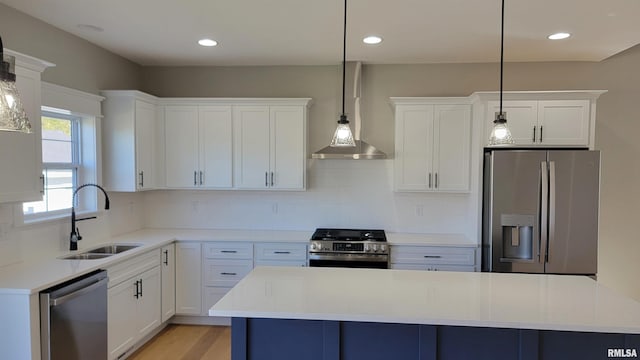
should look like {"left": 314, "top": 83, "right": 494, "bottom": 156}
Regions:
{"left": 488, "top": 112, "right": 514, "bottom": 146}
{"left": 0, "top": 49, "right": 31, "bottom": 133}
{"left": 330, "top": 120, "right": 356, "bottom": 147}
{"left": 0, "top": 78, "right": 31, "bottom": 133}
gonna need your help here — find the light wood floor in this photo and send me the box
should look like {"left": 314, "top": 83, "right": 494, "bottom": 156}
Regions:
{"left": 129, "top": 324, "right": 231, "bottom": 360}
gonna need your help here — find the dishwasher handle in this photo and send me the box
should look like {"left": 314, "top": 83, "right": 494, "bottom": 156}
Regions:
{"left": 50, "top": 277, "right": 108, "bottom": 307}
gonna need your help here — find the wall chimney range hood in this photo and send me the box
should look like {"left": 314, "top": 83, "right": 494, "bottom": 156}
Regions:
{"left": 313, "top": 62, "right": 387, "bottom": 160}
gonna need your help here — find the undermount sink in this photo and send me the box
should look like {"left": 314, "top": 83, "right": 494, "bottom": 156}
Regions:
{"left": 86, "top": 244, "right": 141, "bottom": 254}
{"left": 61, "top": 253, "right": 112, "bottom": 260}
{"left": 60, "top": 243, "right": 142, "bottom": 260}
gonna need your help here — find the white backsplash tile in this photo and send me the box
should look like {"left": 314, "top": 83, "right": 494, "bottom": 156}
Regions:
{"left": 144, "top": 160, "right": 479, "bottom": 239}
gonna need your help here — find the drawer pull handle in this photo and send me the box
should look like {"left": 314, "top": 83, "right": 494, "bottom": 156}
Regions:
{"left": 221, "top": 250, "right": 237, "bottom": 253}
{"left": 274, "top": 251, "right": 291, "bottom": 254}
{"left": 220, "top": 272, "right": 237, "bottom": 276}
{"left": 424, "top": 255, "right": 442, "bottom": 259}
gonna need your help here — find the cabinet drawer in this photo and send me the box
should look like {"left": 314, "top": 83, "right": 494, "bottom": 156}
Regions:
{"left": 390, "top": 246, "right": 475, "bottom": 266}
{"left": 203, "top": 242, "right": 253, "bottom": 259}
{"left": 254, "top": 243, "right": 307, "bottom": 261}
{"left": 203, "top": 259, "right": 253, "bottom": 287}
{"left": 255, "top": 259, "right": 307, "bottom": 267}
{"left": 107, "top": 250, "right": 161, "bottom": 287}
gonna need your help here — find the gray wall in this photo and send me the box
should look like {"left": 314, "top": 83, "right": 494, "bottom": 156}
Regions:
{"left": 0, "top": 3, "right": 142, "bottom": 94}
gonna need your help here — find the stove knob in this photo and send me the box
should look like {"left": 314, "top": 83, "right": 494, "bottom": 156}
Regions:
{"left": 311, "top": 243, "right": 317, "bottom": 251}
{"left": 372, "top": 244, "right": 379, "bottom": 252}
{"left": 364, "top": 244, "right": 370, "bottom": 252}
{"left": 380, "top": 244, "right": 386, "bottom": 252}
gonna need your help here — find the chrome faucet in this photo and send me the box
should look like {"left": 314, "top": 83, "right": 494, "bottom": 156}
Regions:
{"left": 70, "top": 183, "right": 110, "bottom": 251}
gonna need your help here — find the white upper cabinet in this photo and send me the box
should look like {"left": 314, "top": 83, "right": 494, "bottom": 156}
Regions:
{"left": 164, "top": 104, "right": 233, "bottom": 189}
{"left": 537, "top": 100, "right": 590, "bottom": 145}
{"left": 199, "top": 106, "right": 234, "bottom": 188}
{"left": 164, "top": 105, "right": 200, "bottom": 188}
{"left": 477, "top": 91, "right": 606, "bottom": 148}
{"left": 233, "top": 101, "right": 309, "bottom": 190}
{"left": 102, "top": 90, "right": 159, "bottom": 192}
{"left": 0, "top": 51, "right": 53, "bottom": 203}
{"left": 163, "top": 99, "right": 308, "bottom": 190}
{"left": 392, "top": 98, "right": 471, "bottom": 192}
{"left": 233, "top": 106, "right": 271, "bottom": 189}
{"left": 486, "top": 100, "right": 539, "bottom": 145}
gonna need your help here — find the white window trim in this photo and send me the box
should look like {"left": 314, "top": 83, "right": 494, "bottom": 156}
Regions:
{"left": 20, "top": 83, "right": 105, "bottom": 225}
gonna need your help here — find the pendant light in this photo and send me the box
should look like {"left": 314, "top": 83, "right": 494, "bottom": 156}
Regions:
{"left": 0, "top": 36, "right": 32, "bottom": 133}
{"left": 330, "top": 0, "right": 356, "bottom": 147}
{"left": 488, "top": 0, "right": 514, "bottom": 146}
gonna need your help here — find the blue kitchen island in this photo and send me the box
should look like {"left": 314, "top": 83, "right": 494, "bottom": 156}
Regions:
{"left": 210, "top": 267, "right": 640, "bottom": 360}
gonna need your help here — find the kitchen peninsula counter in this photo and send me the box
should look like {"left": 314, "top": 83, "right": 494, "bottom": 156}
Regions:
{"left": 210, "top": 267, "right": 640, "bottom": 360}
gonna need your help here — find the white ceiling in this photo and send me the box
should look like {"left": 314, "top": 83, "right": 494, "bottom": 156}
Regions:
{"left": 2, "top": 0, "right": 640, "bottom": 66}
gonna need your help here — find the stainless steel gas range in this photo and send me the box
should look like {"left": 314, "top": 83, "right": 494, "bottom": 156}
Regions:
{"left": 308, "top": 228, "right": 389, "bottom": 269}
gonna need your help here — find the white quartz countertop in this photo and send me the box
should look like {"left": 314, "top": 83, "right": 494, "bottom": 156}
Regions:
{"left": 0, "top": 228, "right": 474, "bottom": 295}
{"left": 210, "top": 266, "right": 640, "bottom": 334}
{"left": 386, "top": 232, "right": 475, "bottom": 246}
{"left": 0, "top": 228, "right": 310, "bottom": 295}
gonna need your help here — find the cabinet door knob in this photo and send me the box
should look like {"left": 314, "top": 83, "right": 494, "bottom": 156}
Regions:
{"left": 163, "top": 250, "right": 169, "bottom": 265}
{"left": 265, "top": 172, "right": 269, "bottom": 187}
{"left": 40, "top": 175, "right": 45, "bottom": 194}
{"left": 199, "top": 171, "right": 204, "bottom": 186}
{"left": 435, "top": 173, "right": 438, "bottom": 189}
{"left": 194, "top": 171, "right": 197, "bottom": 186}
{"left": 428, "top": 173, "right": 432, "bottom": 188}
{"left": 270, "top": 172, "right": 274, "bottom": 187}
{"left": 139, "top": 171, "right": 144, "bottom": 188}
{"left": 532, "top": 126, "right": 536, "bottom": 143}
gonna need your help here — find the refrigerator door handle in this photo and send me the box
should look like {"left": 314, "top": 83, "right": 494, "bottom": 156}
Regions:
{"left": 540, "top": 161, "right": 549, "bottom": 264}
{"left": 548, "top": 161, "right": 556, "bottom": 264}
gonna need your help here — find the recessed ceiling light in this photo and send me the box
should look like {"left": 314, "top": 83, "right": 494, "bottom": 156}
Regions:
{"left": 77, "top": 24, "right": 104, "bottom": 32}
{"left": 198, "top": 38, "right": 218, "bottom": 47}
{"left": 363, "top": 36, "right": 383, "bottom": 45}
{"left": 548, "top": 32, "right": 571, "bottom": 40}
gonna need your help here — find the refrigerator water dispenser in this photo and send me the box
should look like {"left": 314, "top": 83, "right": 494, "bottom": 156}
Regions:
{"left": 500, "top": 214, "right": 534, "bottom": 261}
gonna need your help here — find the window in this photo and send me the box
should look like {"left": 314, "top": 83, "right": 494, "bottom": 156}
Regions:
{"left": 23, "top": 111, "right": 81, "bottom": 217}
{"left": 21, "top": 82, "right": 103, "bottom": 223}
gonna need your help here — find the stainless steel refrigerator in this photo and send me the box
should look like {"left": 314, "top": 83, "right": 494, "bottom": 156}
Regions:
{"left": 482, "top": 149, "right": 600, "bottom": 275}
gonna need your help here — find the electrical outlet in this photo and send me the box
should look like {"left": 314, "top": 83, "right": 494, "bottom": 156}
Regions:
{"left": 272, "top": 203, "right": 279, "bottom": 214}
{"left": 415, "top": 205, "right": 424, "bottom": 217}
{"left": 0, "top": 223, "right": 11, "bottom": 241}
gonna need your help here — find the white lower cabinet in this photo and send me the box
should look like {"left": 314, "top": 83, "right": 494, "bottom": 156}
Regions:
{"left": 175, "top": 242, "right": 202, "bottom": 315}
{"left": 107, "top": 251, "right": 161, "bottom": 360}
{"left": 254, "top": 243, "right": 308, "bottom": 267}
{"left": 173, "top": 241, "right": 309, "bottom": 318}
{"left": 390, "top": 245, "right": 476, "bottom": 272}
{"left": 161, "top": 244, "right": 176, "bottom": 322}
{"left": 202, "top": 242, "right": 253, "bottom": 315}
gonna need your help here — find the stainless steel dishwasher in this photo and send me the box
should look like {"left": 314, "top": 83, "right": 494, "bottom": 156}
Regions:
{"left": 40, "top": 269, "right": 108, "bottom": 360}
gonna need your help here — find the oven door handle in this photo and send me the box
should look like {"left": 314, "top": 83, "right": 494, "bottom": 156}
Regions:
{"left": 308, "top": 253, "right": 388, "bottom": 262}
